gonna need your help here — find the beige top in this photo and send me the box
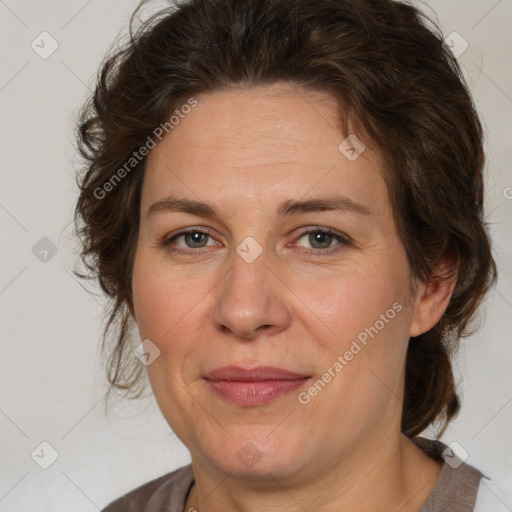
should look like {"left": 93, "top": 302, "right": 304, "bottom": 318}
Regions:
{"left": 102, "top": 437, "right": 486, "bottom": 512}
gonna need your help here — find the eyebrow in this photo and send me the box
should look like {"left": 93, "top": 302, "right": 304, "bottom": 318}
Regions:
{"left": 147, "top": 195, "right": 374, "bottom": 219}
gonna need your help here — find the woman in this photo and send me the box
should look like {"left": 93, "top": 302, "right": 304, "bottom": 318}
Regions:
{"left": 74, "top": 0, "right": 500, "bottom": 510}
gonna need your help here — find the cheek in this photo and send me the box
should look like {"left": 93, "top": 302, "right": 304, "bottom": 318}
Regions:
{"left": 292, "top": 263, "right": 409, "bottom": 353}
{"left": 294, "top": 273, "right": 411, "bottom": 436}
{"left": 131, "top": 253, "right": 206, "bottom": 355}
{"left": 131, "top": 254, "right": 206, "bottom": 417}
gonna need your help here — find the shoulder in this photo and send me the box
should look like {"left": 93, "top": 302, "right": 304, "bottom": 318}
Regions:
{"left": 101, "top": 464, "right": 194, "bottom": 512}
{"left": 413, "top": 436, "right": 512, "bottom": 512}
{"left": 413, "top": 437, "right": 484, "bottom": 511}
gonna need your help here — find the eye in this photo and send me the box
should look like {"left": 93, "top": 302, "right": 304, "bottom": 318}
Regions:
{"left": 157, "top": 226, "right": 350, "bottom": 256}
{"left": 291, "top": 227, "right": 350, "bottom": 254}
{"left": 159, "top": 228, "right": 220, "bottom": 255}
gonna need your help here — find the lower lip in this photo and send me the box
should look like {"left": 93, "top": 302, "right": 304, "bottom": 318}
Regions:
{"left": 205, "top": 378, "right": 310, "bottom": 406}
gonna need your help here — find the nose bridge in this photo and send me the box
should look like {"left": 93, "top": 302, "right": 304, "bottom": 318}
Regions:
{"left": 212, "top": 240, "right": 290, "bottom": 338}
{"left": 223, "top": 242, "right": 270, "bottom": 313}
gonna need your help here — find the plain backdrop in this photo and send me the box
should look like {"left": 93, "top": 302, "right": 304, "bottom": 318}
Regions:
{"left": 1, "top": 0, "right": 511, "bottom": 510}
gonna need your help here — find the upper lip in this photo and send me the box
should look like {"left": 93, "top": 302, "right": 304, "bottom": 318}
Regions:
{"left": 204, "top": 365, "right": 310, "bottom": 381}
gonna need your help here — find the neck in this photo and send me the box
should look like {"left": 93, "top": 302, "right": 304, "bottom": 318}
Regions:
{"left": 184, "top": 433, "right": 442, "bottom": 512}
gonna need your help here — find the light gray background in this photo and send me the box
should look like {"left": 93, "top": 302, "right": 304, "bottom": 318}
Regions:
{"left": 1, "top": 1, "right": 511, "bottom": 510}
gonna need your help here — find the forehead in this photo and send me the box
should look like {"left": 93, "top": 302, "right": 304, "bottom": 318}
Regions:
{"left": 141, "top": 83, "right": 389, "bottom": 219}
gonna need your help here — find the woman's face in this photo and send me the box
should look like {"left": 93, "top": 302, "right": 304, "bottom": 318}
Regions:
{"left": 132, "top": 83, "right": 423, "bottom": 480}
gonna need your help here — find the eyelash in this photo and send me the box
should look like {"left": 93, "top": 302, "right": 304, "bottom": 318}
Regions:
{"left": 157, "top": 227, "right": 351, "bottom": 257}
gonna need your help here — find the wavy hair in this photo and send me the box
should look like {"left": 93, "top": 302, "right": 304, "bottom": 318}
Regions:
{"left": 74, "top": 0, "right": 497, "bottom": 436}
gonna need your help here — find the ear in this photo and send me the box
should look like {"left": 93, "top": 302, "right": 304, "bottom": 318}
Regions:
{"left": 409, "top": 258, "right": 459, "bottom": 337}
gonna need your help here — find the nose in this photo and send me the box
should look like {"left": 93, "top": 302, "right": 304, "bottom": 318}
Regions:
{"left": 212, "top": 244, "right": 292, "bottom": 340}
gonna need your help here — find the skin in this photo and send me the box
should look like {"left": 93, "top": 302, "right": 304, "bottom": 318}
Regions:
{"left": 131, "top": 83, "right": 457, "bottom": 512}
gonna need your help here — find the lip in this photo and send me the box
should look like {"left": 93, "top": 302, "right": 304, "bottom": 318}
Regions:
{"left": 204, "top": 365, "right": 311, "bottom": 406}
{"left": 204, "top": 365, "right": 309, "bottom": 381}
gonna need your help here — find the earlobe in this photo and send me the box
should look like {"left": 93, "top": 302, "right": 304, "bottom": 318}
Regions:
{"left": 409, "top": 260, "right": 458, "bottom": 338}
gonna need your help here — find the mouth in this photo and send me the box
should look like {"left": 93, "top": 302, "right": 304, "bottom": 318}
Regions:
{"left": 203, "top": 365, "right": 311, "bottom": 406}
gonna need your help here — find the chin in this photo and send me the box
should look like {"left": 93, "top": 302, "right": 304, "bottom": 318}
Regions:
{"left": 198, "top": 430, "right": 313, "bottom": 482}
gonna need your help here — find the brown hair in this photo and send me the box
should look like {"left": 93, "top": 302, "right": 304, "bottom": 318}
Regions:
{"left": 74, "top": 0, "right": 497, "bottom": 437}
